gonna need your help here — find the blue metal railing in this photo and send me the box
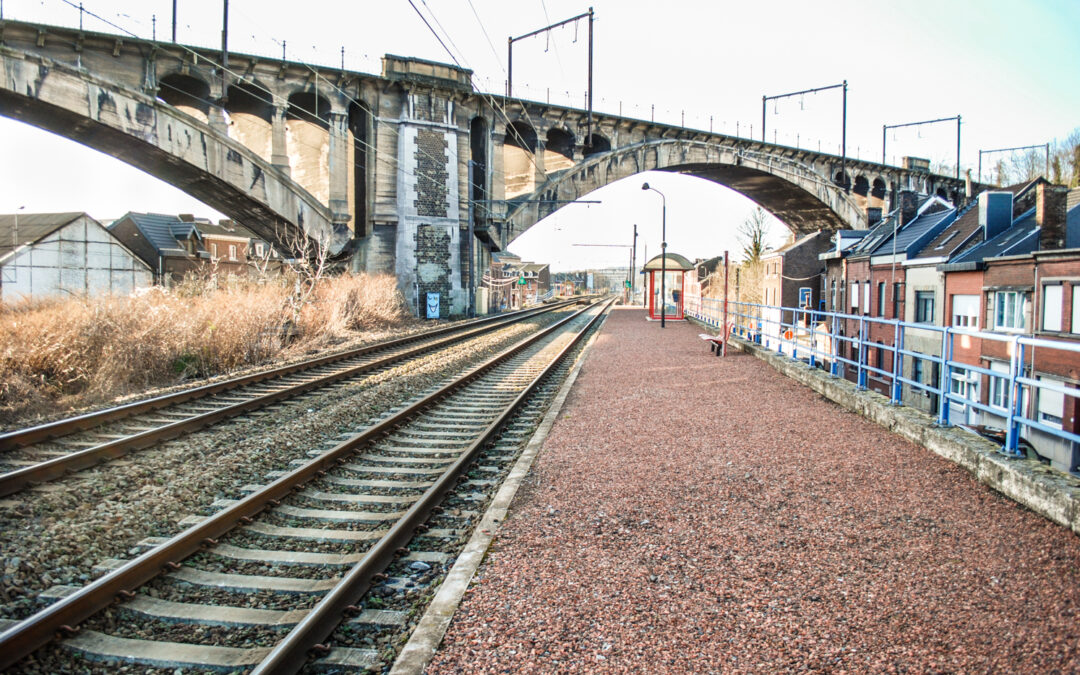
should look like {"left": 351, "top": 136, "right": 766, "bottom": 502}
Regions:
{"left": 684, "top": 295, "right": 1080, "bottom": 460}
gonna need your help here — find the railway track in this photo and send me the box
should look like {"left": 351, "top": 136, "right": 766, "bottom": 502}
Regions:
{"left": 0, "top": 299, "right": 584, "bottom": 497}
{"left": 0, "top": 297, "right": 612, "bottom": 673}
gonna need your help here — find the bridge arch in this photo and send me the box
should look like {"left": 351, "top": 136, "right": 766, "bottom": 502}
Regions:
{"left": 503, "top": 120, "right": 538, "bottom": 198}
{"left": 583, "top": 133, "right": 610, "bottom": 158}
{"left": 504, "top": 138, "right": 867, "bottom": 245}
{"left": 545, "top": 128, "right": 575, "bottom": 173}
{"left": 157, "top": 73, "right": 211, "bottom": 123}
{"left": 224, "top": 79, "right": 275, "bottom": 163}
{"left": 0, "top": 44, "right": 339, "bottom": 254}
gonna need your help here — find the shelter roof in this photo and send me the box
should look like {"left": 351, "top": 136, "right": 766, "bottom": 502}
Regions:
{"left": 643, "top": 253, "right": 693, "bottom": 271}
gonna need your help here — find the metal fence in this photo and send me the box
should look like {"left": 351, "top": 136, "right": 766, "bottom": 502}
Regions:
{"left": 685, "top": 295, "right": 1080, "bottom": 460}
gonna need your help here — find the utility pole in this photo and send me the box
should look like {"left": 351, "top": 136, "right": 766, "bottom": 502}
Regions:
{"left": 631, "top": 223, "right": 638, "bottom": 305}
{"left": 221, "top": 0, "right": 229, "bottom": 75}
{"left": 171, "top": 0, "right": 177, "bottom": 42}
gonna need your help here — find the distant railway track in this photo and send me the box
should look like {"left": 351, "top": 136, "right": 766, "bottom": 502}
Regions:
{"left": 0, "top": 299, "right": 586, "bottom": 497}
{"left": 0, "top": 297, "right": 613, "bottom": 672}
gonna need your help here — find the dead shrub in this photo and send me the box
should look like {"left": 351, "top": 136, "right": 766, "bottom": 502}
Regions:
{"left": 0, "top": 271, "right": 412, "bottom": 425}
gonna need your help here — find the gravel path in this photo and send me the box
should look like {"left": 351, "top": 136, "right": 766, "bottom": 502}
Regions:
{"left": 427, "top": 307, "right": 1080, "bottom": 673}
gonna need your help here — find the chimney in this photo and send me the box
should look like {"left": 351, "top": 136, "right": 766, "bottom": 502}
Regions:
{"left": 178, "top": 214, "right": 195, "bottom": 222}
{"left": 898, "top": 190, "right": 919, "bottom": 226}
{"left": 1037, "top": 183, "right": 1068, "bottom": 251}
{"left": 965, "top": 169, "right": 973, "bottom": 200}
{"left": 979, "top": 191, "right": 1013, "bottom": 241}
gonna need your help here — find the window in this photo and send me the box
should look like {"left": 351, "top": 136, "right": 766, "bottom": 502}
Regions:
{"left": 993, "top": 291, "right": 1026, "bottom": 331}
{"left": 1037, "top": 377, "right": 1065, "bottom": 429}
{"left": 255, "top": 243, "right": 266, "bottom": 257}
{"left": 851, "top": 282, "right": 860, "bottom": 311}
{"left": 877, "top": 282, "right": 886, "bottom": 317}
{"left": 951, "top": 294, "right": 979, "bottom": 329}
{"left": 1043, "top": 284, "right": 1063, "bottom": 332}
{"left": 912, "top": 358, "right": 924, "bottom": 386}
{"left": 229, "top": 245, "right": 237, "bottom": 261}
{"left": 1073, "top": 286, "right": 1080, "bottom": 333}
{"left": 210, "top": 243, "right": 218, "bottom": 260}
{"left": 989, "top": 362, "right": 1010, "bottom": 410}
{"left": 892, "top": 282, "right": 901, "bottom": 319}
{"left": 862, "top": 282, "right": 870, "bottom": 315}
{"left": 875, "top": 344, "right": 884, "bottom": 371}
{"left": 831, "top": 280, "right": 837, "bottom": 311}
{"left": 915, "top": 291, "right": 935, "bottom": 323}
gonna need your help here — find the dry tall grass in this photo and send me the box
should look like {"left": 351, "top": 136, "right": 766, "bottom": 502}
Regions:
{"left": 0, "top": 273, "right": 412, "bottom": 424}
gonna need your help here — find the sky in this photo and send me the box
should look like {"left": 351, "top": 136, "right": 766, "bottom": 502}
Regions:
{"left": 0, "top": 0, "right": 1077, "bottom": 271}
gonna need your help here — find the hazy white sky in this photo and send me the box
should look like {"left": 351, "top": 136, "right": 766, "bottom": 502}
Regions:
{"left": 1, "top": 0, "right": 1077, "bottom": 271}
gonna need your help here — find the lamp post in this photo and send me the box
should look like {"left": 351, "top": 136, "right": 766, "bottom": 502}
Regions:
{"left": 641, "top": 182, "right": 667, "bottom": 328}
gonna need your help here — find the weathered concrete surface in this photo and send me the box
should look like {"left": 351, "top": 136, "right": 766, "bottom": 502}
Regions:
{"left": 0, "top": 45, "right": 341, "bottom": 254}
{"left": 706, "top": 324, "right": 1080, "bottom": 536}
{"left": 505, "top": 141, "right": 866, "bottom": 242}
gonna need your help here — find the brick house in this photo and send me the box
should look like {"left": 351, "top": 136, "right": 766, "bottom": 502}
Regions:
{"left": 940, "top": 183, "right": 1080, "bottom": 471}
{"left": 759, "top": 231, "right": 830, "bottom": 343}
{"left": 109, "top": 211, "right": 206, "bottom": 284}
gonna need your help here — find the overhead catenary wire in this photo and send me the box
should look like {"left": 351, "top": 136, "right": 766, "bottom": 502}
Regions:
{"left": 47, "top": 0, "right": 510, "bottom": 215}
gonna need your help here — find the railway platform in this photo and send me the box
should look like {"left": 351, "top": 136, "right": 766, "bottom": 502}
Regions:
{"left": 421, "top": 306, "right": 1080, "bottom": 673}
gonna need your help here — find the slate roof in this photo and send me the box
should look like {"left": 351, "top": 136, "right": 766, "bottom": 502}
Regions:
{"left": 0, "top": 212, "right": 84, "bottom": 259}
{"left": 916, "top": 179, "right": 1042, "bottom": 261}
{"left": 113, "top": 212, "right": 200, "bottom": 255}
{"left": 949, "top": 207, "right": 1039, "bottom": 265}
{"left": 767, "top": 230, "right": 823, "bottom": 256}
{"left": 871, "top": 206, "right": 956, "bottom": 257}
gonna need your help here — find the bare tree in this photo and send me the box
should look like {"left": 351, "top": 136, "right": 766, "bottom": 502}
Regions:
{"left": 737, "top": 207, "right": 774, "bottom": 265}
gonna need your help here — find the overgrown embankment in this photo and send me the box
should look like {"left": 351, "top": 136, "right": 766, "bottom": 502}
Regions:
{"left": 0, "top": 273, "right": 413, "bottom": 425}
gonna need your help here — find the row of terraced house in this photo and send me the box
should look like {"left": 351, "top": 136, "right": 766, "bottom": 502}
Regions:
{"left": 758, "top": 179, "right": 1080, "bottom": 472}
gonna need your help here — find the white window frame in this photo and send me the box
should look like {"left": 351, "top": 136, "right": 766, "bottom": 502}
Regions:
{"left": 993, "top": 291, "right": 1026, "bottom": 331}
{"left": 229, "top": 244, "right": 238, "bottom": 261}
{"left": 1072, "top": 285, "right": 1080, "bottom": 334}
{"left": 1043, "top": 284, "right": 1063, "bottom": 332}
{"left": 850, "top": 282, "right": 859, "bottom": 311}
{"left": 862, "top": 282, "right": 871, "bottom": 315}
{"left": 1037, "top": 377, "right": 1065, "bottom": 430}
{"left": 210, "top": 243, "right": 218, "bottom": 260}
{"left": 989, "top": 361, "right": 1010, "bottom": 411}
{"left": 951, "top": 294, "right": 979, "bottom": 329}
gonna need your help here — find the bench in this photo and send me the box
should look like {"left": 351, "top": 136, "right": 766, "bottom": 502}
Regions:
{"left": 699, "top": 333, "right": 725, "bottom": 356}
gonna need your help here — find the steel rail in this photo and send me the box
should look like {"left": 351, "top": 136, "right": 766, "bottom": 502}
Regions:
{"left": 0, "top": 300, "right": 577, "bottom": 451}
{"left": 0, "top": 298, "right": 608, "bottom": 670}
{"left": 252, "top": 298, "right": 612, "bottom": 673}
{"left": 0, "top": 301, "right": 578, "bottom": 496}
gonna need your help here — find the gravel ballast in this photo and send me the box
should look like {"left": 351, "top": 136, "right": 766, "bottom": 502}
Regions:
{"left": 427, "top": 307, "right": 1080, "bottom": 673}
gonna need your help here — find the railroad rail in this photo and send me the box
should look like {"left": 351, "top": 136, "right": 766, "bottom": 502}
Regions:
{"left": 0, "top": 299, "right": 586, "bottom": 497}
{"left": 0, "top": 297, "right": 612, "bottom": 672}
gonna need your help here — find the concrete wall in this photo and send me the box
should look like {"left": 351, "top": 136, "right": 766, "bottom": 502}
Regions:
{"left": 0, "top": 216, "right": 152, "bottom": 301}
{"left": 902, "top": 264, "right": 946, "bottom": 414}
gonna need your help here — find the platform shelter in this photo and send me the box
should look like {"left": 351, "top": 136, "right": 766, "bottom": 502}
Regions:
{"left": 643, "top": 252, "right": 694, "bottom": 321}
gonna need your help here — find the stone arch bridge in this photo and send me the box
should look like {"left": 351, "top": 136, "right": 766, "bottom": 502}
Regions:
{"left": 0, "top": 19, "right": 966, "bottom": 315}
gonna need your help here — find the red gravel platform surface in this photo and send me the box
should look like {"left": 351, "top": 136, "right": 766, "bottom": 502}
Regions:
{"left": 427, "top": 308, "right": 1080, "bottom": 673}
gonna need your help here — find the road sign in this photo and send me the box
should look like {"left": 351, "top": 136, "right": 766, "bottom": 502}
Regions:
{"left": 624, "top": 280, "right": 631, "bottom": 289}
{"left": 518, "top": 276, "right": 527, "bottom": 285}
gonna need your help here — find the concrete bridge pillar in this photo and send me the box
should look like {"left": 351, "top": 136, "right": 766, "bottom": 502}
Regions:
{"left": 271, "top": 104, "right": 291, "bottom": 176}
{"left": 328, "top": 110, "right": 351, "bottom": 226}
{"left": 533, "top": 138, "right": 547, "bottom": 188}
{"left": 207, "top": 104, "right": 229, "bottom": 137}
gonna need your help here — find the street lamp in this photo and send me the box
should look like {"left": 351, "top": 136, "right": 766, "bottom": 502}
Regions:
{"left": 641, "top": 182, "right": 667, "bottom": 328}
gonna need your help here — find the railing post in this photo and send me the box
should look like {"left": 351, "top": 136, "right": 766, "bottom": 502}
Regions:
{"left": 808, "top": 309, "right": 817, "bottom": 370}
{"left": 937, "top": 328, "right": 953, "bottom": 426}
{"left": 829, "top": 313, "right": 839, "bottom": 378}
{"left": 1004, "top": 338, "right": 1025, "bottom": 456}
{"left": 857, "top": 317, "right": 867, "bottom": 390}
{"left": 791, "top": 308, "right": 799, "bottom": 361}
{"left": 891, "top": 321, "right": 903, "bottom": 405}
